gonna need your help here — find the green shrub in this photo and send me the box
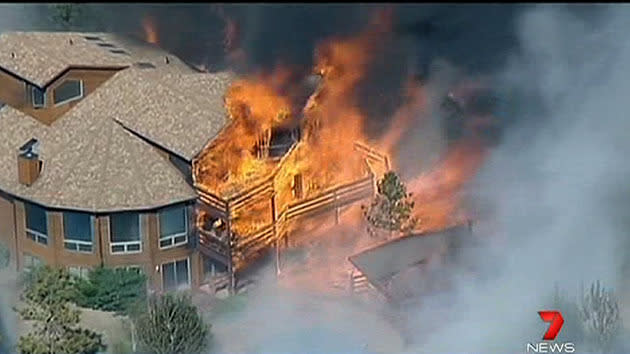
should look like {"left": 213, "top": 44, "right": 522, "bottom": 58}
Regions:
{"left": 135, "top": 293, "right": 210, "bottom": 354}
{"left": 74, "top": 267, "right": 147, "bottom": 316}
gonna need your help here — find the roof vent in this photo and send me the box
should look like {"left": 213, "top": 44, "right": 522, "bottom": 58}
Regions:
{"left": 10, "top": 52, "right": 15, "bottom": 59}
{"left": 69, "top": 39, "right": 74, "bottom": 45}
{"left": 134, "top": 62, "right": 156, "bottom": 69}
{"left": 109, "top": 49, "right": 130, "bottom": 55}
{"left": 164, "top": 56, "right": 170, "bottom": 64}
{"left": 17, "top": 138, "right": 42, "bottom": 186}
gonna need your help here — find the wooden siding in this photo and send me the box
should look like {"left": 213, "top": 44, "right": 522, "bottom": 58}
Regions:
{"left": 0, "top": 193, "right": 16, "bottom": 268}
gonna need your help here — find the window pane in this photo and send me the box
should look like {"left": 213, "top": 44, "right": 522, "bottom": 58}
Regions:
{"left": 162, "top": 262, "right": 176, "bottom": 291}
{"left": 25, "top": 203, "right": 47, "bottom": 235}
{"left": 110, "top": 213, "right": 140, "bottom": 242}
{"left": 175, "top": 259, "right": 189, "bottom": 287}
{"left": 159, "top": 206, "right": 186, "bottom": 238}
{"left": 53, "top": 80, "right": 82, "bottom": 104}
{"left": 32, "top": 87, "right": 45, "bottom": 106}
{"left": 78, "top": 243, "right": 93, "bottom": 252}
{"left": 159, "top": 239, "right": 172, "bottom": 249}
{"left": 63, "top": 212, "right": 92, "bottom": 242}
{"left": 127, "top": 243, "right": 141, "bottom": 252}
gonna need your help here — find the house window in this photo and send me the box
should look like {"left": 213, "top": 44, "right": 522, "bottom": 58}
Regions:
{"left": 159, "top": 205, "right": 188, "bottom": 249}
{"left": 28, "top": 85, "right": 45, "bottom": 108}
{"left": 68, "top": 266, "right": 90, "bottom": 279}
{"left": 161, "top": 258, "right": 190, "bottom": 292}
{"left": 63, "top": 212, "right": 94, "bottom": 253}
{"left": 25, "top": 203, "right": 48, "bottom": 245}
{"left": 22, "top": 252, "right": 43, "bottom": 270}
{"left": 110, "top": 213, "right": 142, "bottom": 254}
{"left": 53, "top": 79, "right": 84, "bottom": 105}
{"left": 118, "top": 265, "right": 143, "bottom": 274}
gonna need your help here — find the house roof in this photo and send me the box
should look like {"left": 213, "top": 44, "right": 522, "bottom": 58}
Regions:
{"left": 348, "top": 225, "right": 471, "bottom": 285}
{"left": 0, "top": 105, "right": 197, "bottom": 213}
{"left": 0, "top": 31, "right": 236, "bottom": 212}
{"left": 0, "top": 31, "right": 195, "bottom": 87}
{"left": 99, "top": 67, "right": 235, "bottom": 161}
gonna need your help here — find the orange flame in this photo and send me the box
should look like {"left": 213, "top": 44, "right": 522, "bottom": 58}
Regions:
{"left": 407, "top": 139, "right": 488, "bottom": 232}
{"left": 142, "top": 16, "right": 159, "bottom": 45}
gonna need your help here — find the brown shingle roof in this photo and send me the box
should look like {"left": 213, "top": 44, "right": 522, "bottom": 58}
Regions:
{"left": 0, "top": 104, "right": 197, "bottom": 213}
{"left": 0, "top": 31, "right": 195, "bottom": 87}
{"left": 95, "top": 67, "right": 235, "bottom": 161}
{"left": 0, "top": 31, "right": 236, "bottom": 212}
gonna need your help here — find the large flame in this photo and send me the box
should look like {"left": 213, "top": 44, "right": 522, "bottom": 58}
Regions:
{"left": 196, "top": 7, "right": 490, "bottom": 251}
{"left": 142, "top": 16, "right": 159, "bottom": 45}
{"left": 407, "top": 138, "right": 487, "bottom": 232}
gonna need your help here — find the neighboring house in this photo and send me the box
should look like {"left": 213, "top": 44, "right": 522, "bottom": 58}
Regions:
{"left": 0, "top": 31, "right": 383, "bottom": 295}
{"left": 0, "top": 31, "right": 234, "bottom": 293}
{"left": 348, "top": 224, "right": 475, "bottom": 303}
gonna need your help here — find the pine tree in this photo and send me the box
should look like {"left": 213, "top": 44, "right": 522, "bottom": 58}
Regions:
{"left": 49, "top": 4, "right": 84, "bottom": 30}
{"left": 579, "top": 280, "right": 622, "bottom": 352}
{"left": 135, "top": 293, "right": 210, "bottom": 354}
{"left": 15, "top": 266, "right": 105, "bottom": 354}
{"left": 362, "top": 171, "right": 418, "bottom": 238}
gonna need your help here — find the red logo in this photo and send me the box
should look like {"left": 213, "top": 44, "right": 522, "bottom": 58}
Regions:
{"left": 538, "top": 311, "right": 564, "bottom": 340}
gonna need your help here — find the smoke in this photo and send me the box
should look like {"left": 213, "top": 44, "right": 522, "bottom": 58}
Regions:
{"left": 201, "top": 4, "right": 630, "bottom": 353}
{"left": 1, "top": 4, "right": 629, "bottom": 353}
{"left": 404, "top": 4, "right": 630, "bottom": 352}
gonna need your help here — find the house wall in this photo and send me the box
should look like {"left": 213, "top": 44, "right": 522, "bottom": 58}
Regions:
{"left": 8, "top": 199, "right": 201, "bottom": 292}
{"left": 0, "top": 67, "right": 122, "bottom": 125}
{"left": 0, "top": 193, "right": 16, "bottom": 268}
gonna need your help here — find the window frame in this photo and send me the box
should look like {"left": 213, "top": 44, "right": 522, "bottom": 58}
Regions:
{"left": 109, "top": 213, "right": 142, "bottom": 255}
{"left": 25, "top": 203, "right": 48, "bottom": 246}
{"left": 23, "top": 252, "right": 43, "bottom": 269}
{"left": 30, "top": 85, "right": 46, "bottom": 108}
{"left": 158, "top": 205, "right": 189, "bottom": 250}
{"left": 68, "top": 266, "right": 90, "bottom": 279}
{"left": 53, "top": 79, "right": 84, "bottom": 106}
{"left": 63, "top": 212, "right": 95, "bottom": 254}
{"left": 161, "top": 257, "right": 191, "bottom": 292}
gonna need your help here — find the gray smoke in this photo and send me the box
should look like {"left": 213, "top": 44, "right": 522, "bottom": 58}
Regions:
{"left": 1, "top": 4, "right": 629, "bottom": 353}
{"left": 407, "top": 4, "right": 630, "bottom": 352}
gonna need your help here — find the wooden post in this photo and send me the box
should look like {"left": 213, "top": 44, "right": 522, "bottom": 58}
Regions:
{"left": 226, "top": 203, "right": 235, "bottom": 295}
{"left": 271, "top": 193, "right": 280, "bottom": 276}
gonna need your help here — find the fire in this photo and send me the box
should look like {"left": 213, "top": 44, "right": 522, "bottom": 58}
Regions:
{"left": 142, "top": 16, "right": 159, "bottom": 45}
{"left": 407, "top": 138, "right": 487, "bottom": 232}
{"left": 377, "top": 79, "right": 427, "bottom": 165}
{"left": 195, "top": 68, "right": 293, "bottom": 197}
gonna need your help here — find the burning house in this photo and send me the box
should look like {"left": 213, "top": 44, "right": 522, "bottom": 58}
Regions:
{"left": 0, "top": 31, "right": 388, "bottom": 294}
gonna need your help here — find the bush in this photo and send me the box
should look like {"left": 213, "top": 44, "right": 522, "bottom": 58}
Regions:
{"left": 73, "top": 267, "right": 147, "bottom": 316}
{"left": 579, "top": 281, "right": 623, "bottom": 353}
{"left": 135, "top": 293, "right": 210, "bottom": 354}
{"left": 16, "top": 266, "right": 105, "bottom": 354}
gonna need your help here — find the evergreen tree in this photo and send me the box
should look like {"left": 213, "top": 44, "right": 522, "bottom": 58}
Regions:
{"left": 135, "top": 293, "right": 210, "bottom": 354}
{"left": 579, "top": 280, "right": 623, "bottom": 353}
{"left": 73, "top": 266, "right": 147, "bottom": 316}
{"left": 15, "top": 266, "right": 105, "bottom": 354}
{"left": 362, "top": 171, "right": 418, "bottom": 238}
{"left": 49, "top": 4, "right": 84, "bottom": 30}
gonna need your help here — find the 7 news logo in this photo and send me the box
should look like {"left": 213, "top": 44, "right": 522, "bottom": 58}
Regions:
{"left": 526, "top": 311, "right": 576, "bottom": 353}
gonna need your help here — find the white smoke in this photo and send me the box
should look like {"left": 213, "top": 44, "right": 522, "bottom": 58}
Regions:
{"left": 407, "top": 5, "right": 630, "bottom": 353}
